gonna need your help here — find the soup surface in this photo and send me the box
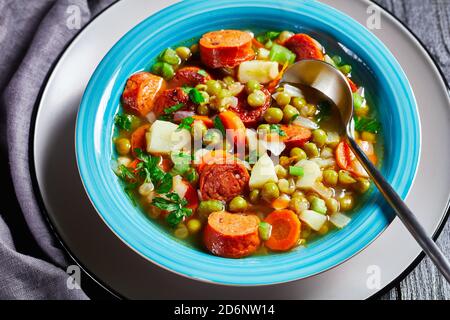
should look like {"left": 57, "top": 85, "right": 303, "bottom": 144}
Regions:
{"left": 112, "top": 29, "right": 382, "bottom": 258}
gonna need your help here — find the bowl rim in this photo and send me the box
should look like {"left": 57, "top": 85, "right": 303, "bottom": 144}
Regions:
{"left": 75, "top": 0, "right": 421, "bottom": 286}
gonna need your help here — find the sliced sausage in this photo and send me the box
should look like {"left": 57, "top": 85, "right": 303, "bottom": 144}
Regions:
{"left": 130, "top": 124, "right": 150, "bottom": 155}
{"left": 122, "top": 72, "right": 166, "bottom": 116}
{"left": 199, "top": 30, "right": 255, "bottom": 69}
{"left": 204, "top": 211, "right": 260, "bottom": 258}
{"left": 284, "top": 34, "right": 324, "bottom": 61}
{"left": 199, "top": 163, "right": 249, "bottom": 201}
{"left": 152, "top": 87, "right": 192, "bottom": 116}
{"left": 280, "top": 124, "right": 312, "bottom": 149}
{"left": 228, "top": 88, "right": 271, "bottom": 127}
{"left": 170, "top": 66, "right": 212, "bottom": 88}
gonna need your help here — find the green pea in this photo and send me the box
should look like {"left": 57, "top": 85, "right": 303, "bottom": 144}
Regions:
{"left": 190, "top": 43, "right": 199, "bottom": 54}
{"left": 332, "top": 55, "right": 342, "bottom": 66}
{"left": 161, "top": 62, "right": 175, "bottom": 80}
{"left": 247, "top": 90, "right": 266, "bottom": 108}
{"left": 261, "top": 182, "right": 280, "bottom": 201}
{"left": 206, "top": 80, "right": 222, "bottom": 96}
{"left": 339, "top": 64, "right": 352, "bottom": 75}
{"left": 257, "top": 124, "right": 271, "bottom": 133}
{"left": 300, "top": 103, "right": 316, "bottom": 117}
{"left": 197, "top": 200, "right": 224, "bottom": 220}
{"left": 264, "top": 108, "right": 283, "bottom": 124}
{"left": 289, "top": 196, "right": 309, "bottom": 214}
{"left": 283, "top": 104, "right": 299, "bottom": 123}
{"left": 246, "top": 80, "right": 261, "bottom": 93}
{"left": 195, "top": 84, "right": 208, "bottom": 91}
{"left": 175, "top": 46, "right": 191, "bottom": 61}
{"left": 197, "top": 104, "right": 210, "bottom": 116}
{"left": 339, "top": 194, "right": 355, "bottom": 211}
{"left": 115, "top": 138, "right": 131, "bottom": 155}
{"left": 249, "top": 189, "right": 260, "bottom": 204}
{"left": 312, "top": 129, "right": 327, "bottom": 147}
{"left": 338, "top": 170, "right": 357, "bottom": 185}
{"left": 223, "top": 76, "right": 235, "bottom": 86}
{"left": 229, "top": 196, "right": 248, "bottom": 212}
{"left": 311, "top": 197, "right": 327, "bottom": 214}
{"left": 353, "top": 178, "right": 371, "bottom": 193}
{"left": 303, "top": 142, "right": 319, "bottom": 158}
{"left": 278, "top": 178, "right": 295, "bottom": 194}
{"left": 278, "top": 31, "right": 294, "bottom": 43}
{"left": 161, "top": 48, "right": 181, "bottom": 65}
{"left": 174, "top": 224, "right": 189, "bottom": 239}
{"left": 186, "top": 219, "right": 202, "bottom": 234}
{"left": 292, "top": 97, "right": 306, "bottom": 110}
{"left": 290, "top": 147, "right": 307, "bottom": 160}
{"left": 325, "top": 198, "right": 340, "bottom": 214}
{"left": 275, "top": 165, "right": 288, "bottom": 179}
{"left": 217, "top": 88, "right": 232, "bottom": 99}
{"left": 323, "top": 169, "right": 338, "bottom": 186}
{"left": 276, "top": 92, "right": 291, "bottom": 106}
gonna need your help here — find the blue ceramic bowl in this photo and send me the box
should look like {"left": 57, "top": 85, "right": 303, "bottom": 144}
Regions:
{"left": 76, "top": 0, "right": 420, "bottom": 285}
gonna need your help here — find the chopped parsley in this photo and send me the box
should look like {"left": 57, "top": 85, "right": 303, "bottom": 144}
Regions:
{"left": 114, "top": 114, "right": 136, "bottom": 131}
{"left": 152, "top": 192, "right": 192, "bottom": 227}
{"left": 134, "top": 148, "right": 173, "bottom": 193}
{"left": 164, "top": 103, "right": 185, "bottom": 115}
{"left": 354, "top": 117, "right": 381, "bottom": 134}
{"left": 177, "top": 116, "right": 194, "bottom": 131}
{"left": 170, "top": 152, "right": 192, "bottom": 175}
{"left": 188, "top": 88, "right": 205, "bottom": 104}
{"left": 269, "top": 124, "right": 286, "bottom": 136}
{"left": 256, "top": 31, "right": 281, "bottom": 44}
{"left": 213, "top": 116, "right": 226, "bottom": 136}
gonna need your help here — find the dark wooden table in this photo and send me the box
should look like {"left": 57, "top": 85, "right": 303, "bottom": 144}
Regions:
{"left": 374, "top": 0, "right": 450, "bottom": 300}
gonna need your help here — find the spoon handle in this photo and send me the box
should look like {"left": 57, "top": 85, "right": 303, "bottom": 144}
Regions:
{"left": 346, "top": 137, "right": 450, "bottom": 283}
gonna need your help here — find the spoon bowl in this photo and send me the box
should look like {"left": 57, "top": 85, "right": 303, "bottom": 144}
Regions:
{"left": 281, "top": 59, "right": 450, "bottom": 283}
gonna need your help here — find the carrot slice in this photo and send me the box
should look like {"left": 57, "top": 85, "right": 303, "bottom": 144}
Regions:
{"left": 335, "top": 141, "right": 376, "bottom": 178}
{"left": 130, "top": 124, "right": 150, "bottom": 156}
{"left": 192, "top": 115, "right": 214, "bottom": 128}
{"left": 219, "top": 111, "right": 246, "bottom": 146}
{"left": 264, "top": 210, "right": 301, "bottom": 251}
{"left": 347, "top": 77, "right": 358, "bottom": 93}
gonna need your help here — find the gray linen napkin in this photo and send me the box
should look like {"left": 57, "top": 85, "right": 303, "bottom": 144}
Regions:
{"left": 0, "top": 0, "right": 115, "bottom": 300}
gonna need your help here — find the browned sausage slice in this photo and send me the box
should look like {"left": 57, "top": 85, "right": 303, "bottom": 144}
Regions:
{"left": 228, "top": 88, "right": 271, "bottom": 127}
{"left": 152, "top": 87, "right": 192, "bottom": 116}
{"left": 199, "top": 30, "right": 255, "bottom": 69}
{"left": 170, "top": 66, "right": 212, "bottom": 88}
{"left": 199, "top": 163, "right": 249, "bottom": 201}
{"left": 122, "top": 72, "right": 166, "bottom": 116}
{"left": 204, "top": 211, "right": 260, "bottom": 258}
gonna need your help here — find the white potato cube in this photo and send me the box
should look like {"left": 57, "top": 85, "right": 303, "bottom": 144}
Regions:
{"left": 249, "top": 153, "right": 278, "bottom": 189}
{"left": 146, "top": 120, "right": 184, "bottom": 154}
{"left": 238, "top": 60, "right": 279, "bottom": 84}
{"left": 299, "top": 210, "right": 327, "bottom": 231}
{"left": 295, "top": 159, "right": 322, "bottom": 189}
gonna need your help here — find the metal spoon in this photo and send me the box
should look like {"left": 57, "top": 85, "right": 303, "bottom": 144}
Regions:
{"left": 282, "top": 59, "right": 450, "bottom": 283}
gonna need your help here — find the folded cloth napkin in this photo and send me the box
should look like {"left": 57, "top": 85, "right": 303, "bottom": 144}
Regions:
{"left": 0, "top": 0, "right": 115, "bottom": 300}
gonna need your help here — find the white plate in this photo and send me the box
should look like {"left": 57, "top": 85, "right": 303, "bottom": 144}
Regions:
{"left": 32, "top": 0, "right": 450, "bottom": 299}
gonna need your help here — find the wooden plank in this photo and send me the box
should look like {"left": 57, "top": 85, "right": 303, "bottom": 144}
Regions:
{"left": 373, "top": 0, "right": 450, "bottom": 300}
